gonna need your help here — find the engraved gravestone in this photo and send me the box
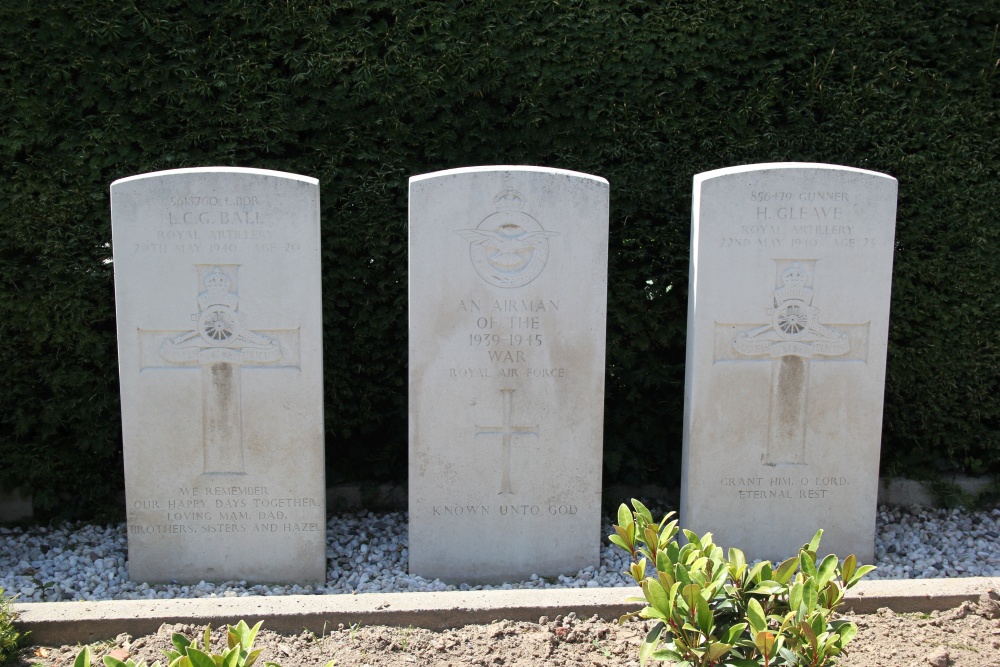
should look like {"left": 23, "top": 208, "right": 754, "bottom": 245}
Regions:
{"left": 408, "top": 166, "right": 609, "bottom": 583}
{"left": 681, "top": 163, "right": 897, "bottom": 563}
{"left": 111, "top": 167, "right": 326, "bottom": 584}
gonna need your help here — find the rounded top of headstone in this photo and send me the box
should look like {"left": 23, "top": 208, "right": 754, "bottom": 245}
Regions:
{"left": 409, "top": 165, "right": 609, "bottom": 187}
{"left": 693, "top": 162, "right": 897, "bottom": 186}
{"left": 111, "top": 166, "right": 319, "bottom": 188}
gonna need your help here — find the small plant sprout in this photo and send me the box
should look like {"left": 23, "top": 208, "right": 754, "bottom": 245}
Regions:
{"left": 592, "top": 639, "right": 612, "bottom": 658}
{"left": 610, "top": 499, "right": 875, "bottom": 667}
{"left": 72, "top": 619, "right": 273, "bottom": 667}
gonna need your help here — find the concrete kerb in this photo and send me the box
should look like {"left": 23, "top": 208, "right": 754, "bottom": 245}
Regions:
{"left": 13, "top": 577, "right": 1000, "bottom": 645}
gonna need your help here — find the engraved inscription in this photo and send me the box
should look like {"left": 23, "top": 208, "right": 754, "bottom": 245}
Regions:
{"left": 128, "top": 485, "right": 323, "bottom": 535}
{"left": 714, "top": 190, "right": 877, "bottom": 251}
{"left": 475, "top": 389, "right": 538, "bottom": 495}
{"left": 719, "top": 476, "right": 851, "bottom": 500}
{"left": 453, "top": 298, "right": 563, "bottom": 370}
{"left": 431, "top": 504, "right": 579, "bottom": 516}
{"left": 456, "top": 189, "right": 559, "bottom": 288}
{"left": 130, "top": 195, "right": 300, "bottom": 256}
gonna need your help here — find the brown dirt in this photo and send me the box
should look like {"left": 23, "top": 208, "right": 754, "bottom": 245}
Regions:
{"left": 18, "top": 594, "right": 1000, "bottom": 667}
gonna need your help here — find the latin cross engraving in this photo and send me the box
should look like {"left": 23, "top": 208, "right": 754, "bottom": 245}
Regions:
{"left": 138, "top": 265, "right": 299, "bottom": 475}
{"left": 475, "top": 388, "right": 538, "bottom": 494}
{"left": 714, "top": 260, "right": 869, "bottom": 465}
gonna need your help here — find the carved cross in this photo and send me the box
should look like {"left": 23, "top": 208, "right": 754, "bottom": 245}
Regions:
{"left": 475, "top": 388, "right": 538, "bottom": 494}
{"left": 138, "top": 265, "right": 298, "bottom": 474}
{"left": 714, "top": 261, "right": 869, "bottom": 465}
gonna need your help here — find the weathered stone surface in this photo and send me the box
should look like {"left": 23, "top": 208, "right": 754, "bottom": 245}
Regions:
{"left": 408, "top": 166, "right": 609, "bottom": 583}
{"left": 111, "top": 167, "right": 326, "bottom": 584}
{"left": 681, "top": 163, "right": 897, "bottom": 563}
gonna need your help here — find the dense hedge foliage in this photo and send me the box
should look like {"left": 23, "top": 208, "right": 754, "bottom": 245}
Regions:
{"left": 1, "top": 0, "right": 997, "bottom": 518}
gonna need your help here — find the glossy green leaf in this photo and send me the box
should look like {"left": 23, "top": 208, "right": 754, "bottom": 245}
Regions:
{"left": 747, "top": 597, "right": 766, "bottom": 635}
{"left": 609, "top": 534, "right": 630, "bottom": 552}
{"left": 650, "top": 648, "right": 686, "bottom": 662}
{"left": 816, "top": 554, "right": 838, "bottom": 588}
{"left": 643, "top": 526, "right": 660, "bottom": 554}
{"left": 775, "top": 556, "right": 798, "bottom": 584}
{"left": 659, "top": 518, "right": 679, "bottom": 542}
{"left": 848, "top": 565, "right": 877, "bottom": 587}
{"left": 746, "top": 561, "right": 768, "bottom": 583}
{"left": 244, "top": 647, "right": 264, "bottom": 667}
{"left": 807, "top": 529, "right": 824, "bottom": 553}
{"left": 657, "top": 568, "right": 675, "bottom": 594}
{"left": 682, "top": 529, "right": 700, "bottom": 548}
{"left": 638, "top": 622, "right": 664, "bottom": 667}
{"left": 798, "top": 620, "right": 819, "bottom": 653}
{"left": 721, "top": 622, "right": 747, "bottom": 645}
{"left": 798, "top": 550, "right": 817, "bottom": 578}
{"left": 631, "top": 498, "right": 654, "bottom": 526}
{"left": 753, "top": 630, "right": 775, "bottom": 657}
{"left": 183, "top": 648, "right": 216, "bottom": 667}
{"left": 833, "top": 620, "right": 858, "bottom": 646}
{"left": 682, "top": 583, "right": 701, "bottom": 613}
{"left": 841, "top": 554, "right": 857, "bottom": 584}
{"left": 74, "top": 647, "right": 92, "bottom": 667}
{"left": 746, "top": 580, "right": 784, "bottom": 595}
{"left": 614, "top": 524, "right": 635, "bottom": 549}
{"left": 789, "top": 581, "right": 803, "bottom": 618}
{"left": 656, "top": 549, "right": 672, "bottom": 577}
{"left": 802, "top": 578, "right": 818, "bottom": 615}
{"left": 695, "top": 594, "right": 714, "bottom": 636}
{"left": 707, "top": 642, "right": 732, "bottom": 661}
{"left": 642, "top": 578, "right": 670, "bottom": 616}
{"left": 617, "top": 504, "right": 633, "bottom": 531}
{"left": 630, "top": 558, "right": 647, "bottom": 582}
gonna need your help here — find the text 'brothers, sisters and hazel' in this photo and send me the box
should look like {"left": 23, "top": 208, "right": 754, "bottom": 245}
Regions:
{"left": 715, "top": 190, "right": 877, "bottom": 251}
{"left": 720, "top": 475, "right": 851, "bottom": 500}
{"left": 128, "top": 485, "right": 322, "bottom": 535}
{"left": 130, "top": 195, "right": 305, "bottom": 256}
{"left": 451, "top": 298, "right": 567, "bottom": 376}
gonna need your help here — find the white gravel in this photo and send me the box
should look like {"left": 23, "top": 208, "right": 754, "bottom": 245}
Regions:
{"left": 2, "top": 505, "right": 998, "bottom": 603}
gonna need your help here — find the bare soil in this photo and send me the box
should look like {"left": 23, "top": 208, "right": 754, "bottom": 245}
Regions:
{"left": 19, "top": 594, "right": 1000, "bottom": 667}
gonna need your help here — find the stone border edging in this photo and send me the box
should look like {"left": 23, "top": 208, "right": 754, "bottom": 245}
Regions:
{"left": 13, "top": 577, "right": 1000, "bottom": 645}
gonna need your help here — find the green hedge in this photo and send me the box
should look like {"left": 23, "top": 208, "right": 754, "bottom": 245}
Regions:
{"left": 1, "top": 0, "right": 997, "bottom": 518}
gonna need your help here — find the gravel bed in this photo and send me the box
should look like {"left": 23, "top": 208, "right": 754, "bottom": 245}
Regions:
{"left": 2, "top": 505, "right": 999, "bottom": 603}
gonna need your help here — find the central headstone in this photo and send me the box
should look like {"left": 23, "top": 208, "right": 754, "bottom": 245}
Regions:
{"left": 681, "top": 163, "right": 897, "bottom": 563}
{"left": 408, "top": 166, "right": 609, "bottom": 583}
{"left": 111, "top": 167, "right": 326, "bottom": 584}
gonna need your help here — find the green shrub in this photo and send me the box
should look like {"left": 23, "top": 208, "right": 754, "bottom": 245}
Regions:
{"left": 0, "top": 588, "right": 29, "bottom": 666}
{"left": 611, "top": 500, "right": 874, "bottom": 666}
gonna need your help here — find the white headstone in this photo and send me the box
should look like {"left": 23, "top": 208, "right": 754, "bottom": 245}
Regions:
{"left": 111, "top": 167, "right": 326, "bottom": 584}
{"left": 408, "top": 166, "right": 609, "bottom": 583}
{"left": 681, "top": 163, "right": 897, "bottom": 563}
